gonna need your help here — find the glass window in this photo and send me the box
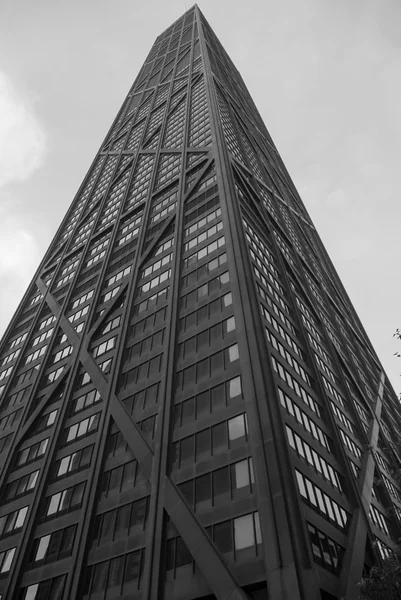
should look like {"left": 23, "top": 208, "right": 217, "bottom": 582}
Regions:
{"left": 212, "top": 422, "right": 227, "bottom": 453}
{"left": 35, "top": 535, "right": 50, "bottom": 561}
{"left": 228, "top": 415, "right": 246, "bottom": 441}
{"left": 214, "top": 521, "right": 232, "bottom": 553}
{"left": 234, "top": 514, "right": 254, "bottom": 550}
{"left": 195, "top": 474, "right": 211, "bottom": 508}
{"left": 232, "top": 460, "right": 250, "bottom": 489}
{"left": 228, "top": 344, "right": 239, "bottom": 363}
{"left": 24, "top": 584, "right": 39, "bottom": 600}
{"left": 213, "top": 467, "right": 229, "bottom": 498}
{"left": 228, "top": 376, "right": 241, "bottom": 399}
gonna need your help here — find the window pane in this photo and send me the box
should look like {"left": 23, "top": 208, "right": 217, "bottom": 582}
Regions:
{"left": 47, "top": 493, "right": 60, "bottom": 515}
{"left": 195, "top": 474, "right": 211, "bottom": 508}
{"left": 213, "top": 467, "right": 230, "bottom": 498}
{"left": 35, "top": 535, "right": 50, "bottom": 561}
{"left": 212, "top": 423, "right": 227, "bottom": 453}
{"left": 175, "top": 537, "right": 192, "bottom": 568}
{"left": 232, "top": 460, "right": 250, "bottom": 489}
{"left": 214, "top": 521, "right": 232, "bottom": 553}
{"left": 228, "top": 376, "right": 241, "bottom": 399}
{"left": 1, "top": 547, "right": 15, "bottom": 572}
{"left": 228, "top": 415, "right": 245, "bottom": 441}
{"left": 24, "top": 584, "right": 39, "bottom": 600}
{"left": 196, "top": 429, "right": 210, "bottom": 459}
{"left": 234, "top": 514, "right": 255, "bottom": 550}
{"left": 108, "top": 556, "right": 124, "bottom": 588}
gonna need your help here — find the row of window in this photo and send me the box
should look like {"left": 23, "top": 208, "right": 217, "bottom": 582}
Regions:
{"left": 339, "top": 429, "right": 362, "bottom": 460}
{"left": 69, "top": 304, "right": 89, "bottom": 324}
{"left": 369, "top": 504, "right": 391, "bottom": 538}
{"left": 184, "top": 220, "right": 223, "bottom": 253}
{"left": 17, "top": 438, "right": 49, "bottom": 467}
{"left": 307, "top": 522, "right": 344, "bottom": 575}
{"left": 107, "top": 265, "right": 132, "bottom": 288}
{"left": 181, "top": 248, "right": 227, "bottom": 289}
{"left": 267, "top": 329, "right": 310, "bottom": 386}
{"left": 278, "top": 388, "right": 330, "bottom": 451}
{"left": 102, "top": 285, "right": 121, "bottom": 304}
{"left": 286, "top": 426, "right": 342, "bottom": 491}
{"left": 100, "top": 459, "right": 146, "bottom": 498}
{"left": 174, "top": 375, "right": 242, "bottom": 428}
{"left": 32, "top": 327, "right": 53, "bottom": 347}
{"left": 44, "top": 481, "right": 85, "bottom": 518}
{"left": 71, "top": 289, "right": 94, "bottom": 310}
{"left": 0, "top": 408, "right": 22, "bottom": 433}
{"left": 55, "top": 445, "right": 93, "bottom": 480}
{"left": 260, "top": 295, "right": 295, "bottom": 339}
{"left": 295, "top": 469, "right": 348, "bottom": 531}
{"left": 92, "top": 496, "right": 149, "bottom": 547}
{"left": 25, "top": 345, "right": 47, "bottom": 365}
{"left": 30, "top": 524, "right": 76, "bottom": 565}
{"left": 119, "top": 354, "right": 162, "bottom": 391}
{"left": 64, "top": 413, "right": 100, "bottom": 445}
{"left": 33, "top": 409, "right": 58, "bottom": 434}
{"left": 72, "top": 389, "right": 101, "bottom": 414}
{"left": 93, "top": 336, "right": 116, "bottom": 358}
{"left": 4, "top": 470, "right": 39, "bottom": 501}
{"left": 125, "top": 329, "right": 164, "bottom": 364}
{"left": 19, "top": 575, "right": 66, "bottom": 600}
{"left": 271, "top": 356, "right": 321, "bottom": 416}
{"left": 1, "top": 348, "right": 21, "bottom": 366}
{"left": 184, "top": 207, "right": 221, "bottom": 238}
{"left": 135, "top": 286, "right": 168, "bottom": 315}
{"left": 255, "top": 268, "right": 288, "bottom": 313}
{"left": 175, "top": 343, "right": 239, "bottom": 391}
{"left": 139, "top": 268, "right": 171, "bottom": 295}
{"left": 9, "top": 332, "right": 28, "bottom": 349}
{"left": 183, "top": 235, "right": 225, "bottom": 269}
{"left": 0, "top": 505, "right": 28, "bottom": 538}
{"left": 52, "top": 345, "right": 73, "bottom": 364}
{"left": 178, "top": 457, "right": 255, "bottom": 510}
{"left": 171, "top": 413, "right": 248, "bottom": 470}
{"left": 140, "top": 253, "right": 172, "bottom": 280}
{"left": 167, "top": 511, "right": 261, "bottom": 572}
{"left": 177, "top": 316, "right": 235, "bottom": 362}
{"left": 0, "top": 546, "right": 15, "bottom": 574}
{"left": 330, "top": 401, "right": 354, "bottom": 434}
{"left": 321, "top": 376, "right": 345, "bottom": 408}
{"left": 81, "top": 548, "right": 145, "bottom": 597}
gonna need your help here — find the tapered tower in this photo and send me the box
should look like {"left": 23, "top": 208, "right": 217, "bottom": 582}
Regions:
{"left": 0, "top": 6, "right": 400, "bottom": 600}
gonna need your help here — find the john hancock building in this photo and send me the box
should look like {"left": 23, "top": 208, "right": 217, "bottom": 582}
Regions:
{"left": 0, "top": 5, "right": 400, "bottom": 600}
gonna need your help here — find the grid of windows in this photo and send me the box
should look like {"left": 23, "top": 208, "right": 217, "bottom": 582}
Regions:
{"left": 43, "top": 482, "right": 85, "bottom": 519}
{"left": 295, "top": 470, "right": 349, "bottom": 531}
{"left": 54, "top": 445, "right": 93, "bottom": 479}
{"left": 307, "top": 522, "right": 344, "bottom": 574}
{"left": 0, "top": 506, "right": 28, "bottom": 538}
{"left": 81, "top": 548, "right": 145, "bottom": 597}
{"left": 92, "top": 497, "right": 149, "bottom": 548}
{"left": 369, "top": 504, "right": 392, "bottom": 538}
{"left": 278, "top": 388, "right": 330, "bottom": 450}
{"left": 17, "top": 438, "right": 49, "bottom": 466}
{"left": 29, "top": 525, "right": 76, "bottom": 565}
{"left": 171, "top": 412, "right": 248, "bottom": 470}
{"left": 286, "top": 426, "right": 342, "bottom": 490}
{"left": 0, "top": 546, "right": 15, "bottom": 574}
{"left": 272, "top": 356, "right": 320, "bottom": 416}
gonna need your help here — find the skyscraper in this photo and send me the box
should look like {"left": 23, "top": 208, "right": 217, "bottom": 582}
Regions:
{"left": 0, "top": 5, "right": 400, "bottom": 599}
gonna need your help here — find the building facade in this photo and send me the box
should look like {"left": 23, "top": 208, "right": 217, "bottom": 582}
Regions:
{"left": 0, "top": 5, "right": 400, "bottom": 600}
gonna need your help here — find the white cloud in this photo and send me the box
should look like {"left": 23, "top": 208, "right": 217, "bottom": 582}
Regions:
{"left": 0, "top": 214, "right": 41, "bottom": 337}
{"left": 0, "top": 71, "right": 47, "bottom": 187}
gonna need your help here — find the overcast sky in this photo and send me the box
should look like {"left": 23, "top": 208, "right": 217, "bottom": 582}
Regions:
{"left": 0, "top": 0, "right": 400, "bottom": 393}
